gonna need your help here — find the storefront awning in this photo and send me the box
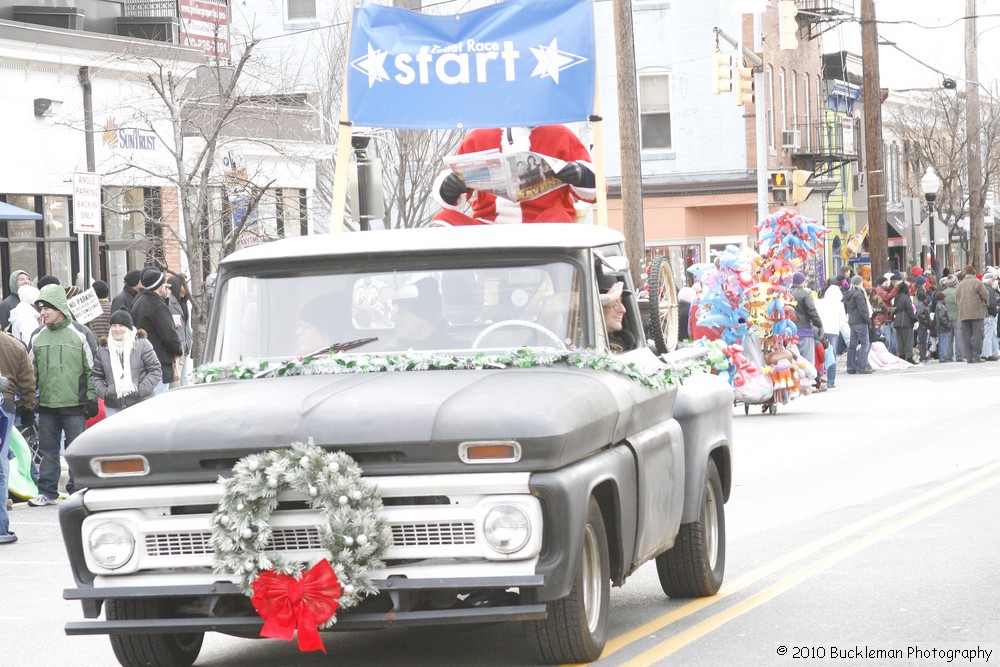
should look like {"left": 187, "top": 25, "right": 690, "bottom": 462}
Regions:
{"left": 0, "top": 201, "right": 42, "bottom": 220}
{"left": 887, "top": 219, "right": 907, "bottom": 248}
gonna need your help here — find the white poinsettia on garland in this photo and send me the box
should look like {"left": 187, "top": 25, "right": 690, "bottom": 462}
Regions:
{"left": 210, "top": 440, "right": 390, "bottom": 653}
{"left": 191, "top": 348, "right": 707, "bottom": 392}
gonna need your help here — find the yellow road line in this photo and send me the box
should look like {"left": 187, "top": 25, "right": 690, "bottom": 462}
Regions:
{"left": 618, "top": 468, "right": 1000, "bottom": 666}
{"left": 566, "top": 459, "right": 1000, "bottom": 667}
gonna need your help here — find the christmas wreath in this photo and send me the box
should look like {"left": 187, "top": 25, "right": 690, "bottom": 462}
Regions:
{"left": 211, "top": 440, "right": 389, "bottom": 652}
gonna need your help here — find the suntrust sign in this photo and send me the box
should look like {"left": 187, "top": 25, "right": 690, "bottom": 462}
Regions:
{"left": 347, "top": 0, "right": 595, "bottom": 130}
{"left": 102, "top": 118, "right": 157, "bottom": 151}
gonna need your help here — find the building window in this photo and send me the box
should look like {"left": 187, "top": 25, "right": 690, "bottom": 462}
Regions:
{"left": 638, "top": 72, "right": 672, "bottom": 151}
{"left": 766, "top": 66, "right": 775, "bottom": 150}
{"left": 791, "top": 69, "right": 798, "bottom": 130}
{"left": 102, "top": 187, "right": 164, "bottom": 290}
{"left": 286, "top": 0, "right": 316, "bottom": 21}
{"left": 804, "top": 73, "right": 811, "bottom": 150}
{"left": 646, "top": 244, "right": 702, "bottom": 289}
{"left": 779, "top": 68, "right": 787, "bottom": 132}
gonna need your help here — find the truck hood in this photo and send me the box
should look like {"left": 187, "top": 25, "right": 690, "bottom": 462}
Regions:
{"left": 67, "top": 366, "right": 676, "bottom": 487}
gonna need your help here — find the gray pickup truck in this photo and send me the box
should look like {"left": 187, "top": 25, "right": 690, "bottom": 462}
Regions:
{"left": 59, "top": 223, "right": 733, "bottom": 665}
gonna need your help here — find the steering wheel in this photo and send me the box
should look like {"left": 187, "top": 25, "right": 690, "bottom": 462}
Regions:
{"left": 472, "top": 319, "right": 567, "bottom": 350}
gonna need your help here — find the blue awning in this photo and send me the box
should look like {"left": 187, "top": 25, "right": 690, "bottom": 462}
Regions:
{"left": 0, "top": 201, "right": 42, "bottom": 220}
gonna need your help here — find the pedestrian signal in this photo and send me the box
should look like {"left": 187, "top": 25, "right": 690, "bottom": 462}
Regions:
{"left": 769, "top": 171, "right": 789, "bottom": 203}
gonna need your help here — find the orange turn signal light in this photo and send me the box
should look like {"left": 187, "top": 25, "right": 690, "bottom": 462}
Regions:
{"left": 459, "top": 441, "right": 521, "bottom": 464}
{"left": 92, "top": 456, "right": 149, "bottom": 477}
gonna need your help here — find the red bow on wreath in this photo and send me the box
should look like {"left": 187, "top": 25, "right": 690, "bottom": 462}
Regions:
{"left": 251, "top": 559, "right": 343, "bottom": 653}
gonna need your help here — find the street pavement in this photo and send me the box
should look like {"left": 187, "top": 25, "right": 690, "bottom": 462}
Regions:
{"left": 3, "top": 359, "right": 998, "bottom": 666}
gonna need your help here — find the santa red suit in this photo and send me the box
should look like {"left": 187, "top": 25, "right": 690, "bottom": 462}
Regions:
{"left": 432, "top": 125, "right": 597, "bottom": 226}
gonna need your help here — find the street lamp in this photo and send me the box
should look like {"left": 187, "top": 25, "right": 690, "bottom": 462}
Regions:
{"left": 921, "top": 166, "right": 940, "bottom": 276}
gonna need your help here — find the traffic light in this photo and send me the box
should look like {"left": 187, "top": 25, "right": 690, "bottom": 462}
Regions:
{"left": 735, "top": 64, "right": 754, "bottom": 106}
{"left": 769, "top": 171, "right": 789, "bottom": 203}
{"left": 713, "top": 53, "right": 733, "bottom": 94}
{"left": 778, "top": 0, "right": 799, "bottom": 51}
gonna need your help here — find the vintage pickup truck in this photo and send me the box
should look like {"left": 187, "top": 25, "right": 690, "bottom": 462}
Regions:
{"left": 59, "top": 223, "right": 733, "bottom": 665}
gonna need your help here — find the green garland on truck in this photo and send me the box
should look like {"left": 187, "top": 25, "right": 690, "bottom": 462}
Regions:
{"left": 191, "top": 348, "right": 707, "bottom": 392}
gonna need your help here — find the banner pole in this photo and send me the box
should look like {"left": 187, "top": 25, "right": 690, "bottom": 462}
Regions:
{"left": 329, "top": 6, "right": 355, "bottom": 234}
{"left": 591, "top": 80, "right": 607, "bottom": 227}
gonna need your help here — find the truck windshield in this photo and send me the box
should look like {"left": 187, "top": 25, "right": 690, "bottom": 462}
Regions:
{"left": 210, "top": 260, "right": 582, "bottom": 363}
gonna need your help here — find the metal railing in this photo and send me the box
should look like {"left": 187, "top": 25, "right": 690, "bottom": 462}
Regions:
{"left": 798, "top": 0, "right": 854, "bottom": 14}
{"left": 123, "top": 1, "right": 177, "bottom": 18}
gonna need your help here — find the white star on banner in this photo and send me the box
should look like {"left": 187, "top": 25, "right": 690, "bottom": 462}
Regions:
{"left": 351, "top": 43, "right": 390, "bottom": 88}
{"left": 529, "top": 38, "right": 587, "bottom": 84}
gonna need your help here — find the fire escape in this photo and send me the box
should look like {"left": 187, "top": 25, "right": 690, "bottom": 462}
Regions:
{"left": 789, "top": 0, "right": 861, "bottom": 249}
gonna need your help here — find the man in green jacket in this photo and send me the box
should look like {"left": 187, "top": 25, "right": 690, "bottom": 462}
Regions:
{"left": 26, "top": 284, "right": 98, "bottom": 506}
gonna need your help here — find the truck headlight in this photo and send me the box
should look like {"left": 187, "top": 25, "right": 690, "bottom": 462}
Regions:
{"left": 88, "top": 521, "right": 135, "bottom": 570}
{"left": 483, "top": 505, "right": 530, "bottom": 554}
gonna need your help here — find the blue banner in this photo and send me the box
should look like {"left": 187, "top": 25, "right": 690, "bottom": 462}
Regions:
{"left": 347, "top": 0, "right": 595, "bottom": 130}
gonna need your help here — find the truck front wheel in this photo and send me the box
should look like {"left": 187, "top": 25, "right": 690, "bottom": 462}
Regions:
{"left": 656, "top": 457, "right": 726, "bottom": 597}
{"left": 525, "top": 497, "right": 610, "bottom": 664}
{"left": 106, "top": 599, "right": 204, "bottom": 667}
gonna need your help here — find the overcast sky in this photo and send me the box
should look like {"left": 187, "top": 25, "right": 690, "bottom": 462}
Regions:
{"left": 826, "top": 0, "right": 1000, "bottom": 93}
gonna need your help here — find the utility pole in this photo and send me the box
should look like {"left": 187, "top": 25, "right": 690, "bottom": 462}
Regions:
{"left": 966, "top": 0, "right": 985, "bottom": 270}
{"left": 612, "top": 0, "right": 645, "bottom": 287}
{"left": 861, "top": 0, "right": 887, "bottom": 279}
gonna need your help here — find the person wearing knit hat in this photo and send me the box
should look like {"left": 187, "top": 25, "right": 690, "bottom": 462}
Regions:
{"left": 111, "top": 269, "right": 143, "bottom": 314}
{"left": 141, "top": 267, "right": 166, "bottom": 291}
{"left": 788, "top": 269, "right": 825, "bottom": 368}
{"left": 91, "top": 307, "right": 161, "bottom": 416}
{"left": 843, "top": 271, "right": 874, "bottom": 374}
{"left": 874, "top": 271, "right": 902, "bottom": 356}
{"left": 891, "top": 272, "right": 916, "bottom": 363}
{"left": 26, "top": 283, "right": 99, "bottom": 507}
{"left": 129, "top": 268, "right": 183, "bottom": 391}
{"left": 9, "top": 284, "right": 41, "bottom": 347}
{"left": 0, "top": 269, "right": 32, "bottom": 330}
{"left": 954, "top": 265, "right": 989, "bottom": 363}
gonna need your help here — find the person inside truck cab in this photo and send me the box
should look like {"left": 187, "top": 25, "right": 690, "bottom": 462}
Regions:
{"left": 296, "top": 292, "right": 351, "bottom": 355}
{"left": 391, "top": 277, "right": 461, "bottom": 350}
{"left": 600, "top": 279, "right": 635, "bottom": 354}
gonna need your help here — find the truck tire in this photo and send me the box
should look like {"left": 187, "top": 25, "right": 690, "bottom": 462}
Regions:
{"left": 525, "top": 497, "right": 610, "bottom": 664}
{"left": 656, "top": 458, "right": 726, "bottom": 597}
{"left": 106, "top": 599, "right": 204, "bottom": 667}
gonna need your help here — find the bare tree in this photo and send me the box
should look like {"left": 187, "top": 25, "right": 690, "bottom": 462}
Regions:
{"left": 886, "top": 89, "right": 1000, "bottom": 256}
{"left": 98, "top": 34, "right": 317, "bottom": 362}
{"left": 378, "top": 128, "right": 464, "bottom": 228}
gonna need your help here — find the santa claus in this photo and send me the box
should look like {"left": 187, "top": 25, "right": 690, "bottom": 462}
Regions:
{"left": 431, "top": 125, "right": 597, "bottom": 226}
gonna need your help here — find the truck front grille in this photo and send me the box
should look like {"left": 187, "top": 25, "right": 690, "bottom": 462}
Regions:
{"left": 391, "top": 522, "right": 476, "bottom": 546}
{"left": 143, "top": 523, "right": 475, "bottom": 557}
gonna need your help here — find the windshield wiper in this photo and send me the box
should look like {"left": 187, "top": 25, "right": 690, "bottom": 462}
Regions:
{"left": 303, "top": 337, "right": 379, "bottom": 358}
{"left": 253, "top": 337, "right": 381, "bottom": 379}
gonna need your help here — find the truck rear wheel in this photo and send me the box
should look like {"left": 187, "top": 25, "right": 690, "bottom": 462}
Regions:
{"left": 656, "top": 458, "right": 726, "bottom": 597}
{"left": 106, "top": 599, "right": 204, "bottom": 667}
{"left": 525, "top": 497, "right": 610, "bottom": 664}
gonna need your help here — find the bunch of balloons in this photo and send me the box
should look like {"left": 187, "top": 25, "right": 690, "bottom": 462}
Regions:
{"left": 754, "top": 209, "right": 828, "bottom": 284}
